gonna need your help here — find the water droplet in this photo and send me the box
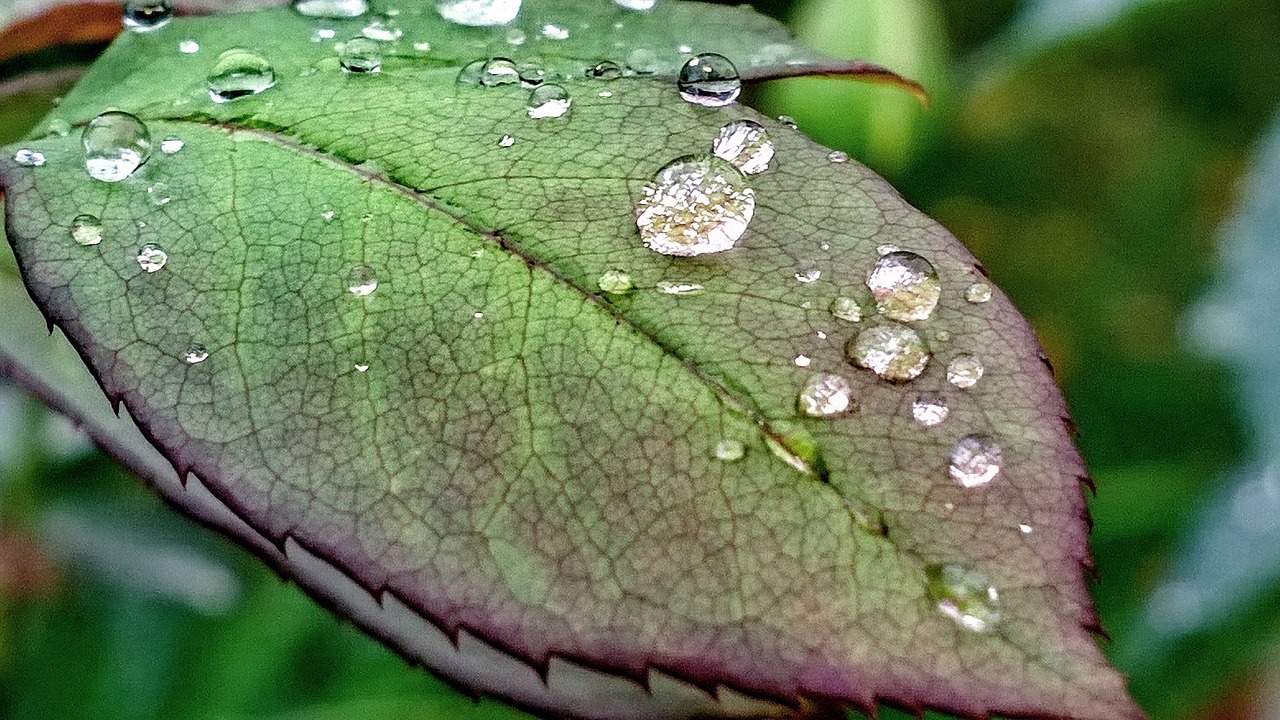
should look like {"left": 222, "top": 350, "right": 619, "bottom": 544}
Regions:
{"left": 13, "top": 149, "right": 45, "bottom": 167}
{"left": 588, "top": 60, "right": 622, "bottom": 79}
{"left": 123, "top": 0, "right": 172, "bottom": 31}
{"left": 480, "top": 58, "right": 520, "bottom": 86}
{"left": 912, "top": 393, "right": 949, "bottom": 427}
{"left": 70, "top": 214, "right": 103, "bottom": 246}
{"left": 866, "top": 251, "right": 941, "bottom": 322}
{"left": 1019, "top": 523, "right": 1033, "bottom": 534}
{"left": 615, "top": 0, "right": 656, "bottom": 9}
{"left": 136, "top": 244, "right": 168, "bottom": 273}
{"left": 816, "top": 331, "right": 828, "bottom": 340}
{"left": 457, "top": 59, "right": 486, "bottom": 85}
{"left": 412, "top": 41, "right": 431, "bottom": 52}
{"left": 517, "top": 61, "right": 545, "bottom": 87}
{"left": 527, "top": 84, "right": 571, "bottom": 119}
{"left": 82, "top": 111, "right": 151, "bottom": 182}
{"left": 48, "top": 119, "right": 71, "bottom": 137}
{"left": 656, "top": 281, "right": 704, "bottom": 296}
{"left": 635, "top": 155, "right": 754, "bottom": 257}
{"left": 146, "top": 182, "right": 170, "bottom": 206}
{"left": 183, "top": 344, "right": 209, "bottom": 364}
{"left": 798, "top": 373, "right": 854, "bottom": 417}
{"left": 777, "top": 115, "right": 797, "bottom": 129}
{"left": 322, "top": 209, "right": 336, "bottom": 221}
{"left": 876, "top": 244, "right": 899, "bottom": 256}
{"left": 207, "top": 49, "right": 276, "bottom": 103}
{"left": 597, "top": 269, "right": 634, "bottom": 295}
{"left": 846, "top": 323, "right": 930, "bottom": 382}
{"left": 362, "top": 14, "right": 402, "bottom": 41}
{"left": 711, "top": 119, "right": 773, "bottom": 175}
{"left": 965, "top": 282, "right": 992, "bottom": 304}
{"left": 713, "top": 439, "right": 745, "bottom": 462}
{"left": 348, "top": 265, "right": 378, "bottom": 296}
{"left": 436, "top": 0, "right": 521, "bottom": 26}
{"left": 946, "top": 354, "right": 984, "bottom": 389}
{"left": 827, "top": 150, "right": 849, "bottom": 163}
{"left": 498, "top": 134, "right": 515, "bottom": 147}
{"left": 794, "top": 260, "right": 821, "bottom": 284}
{"left": 473, "top": 311, "right": 484, "bottom": 319}
{"left": 949, "top": 434, "right": 1002, "bottom": 488}
{"left": 311, "top": 26, "right": 337, "bottom": 41}
{"left": 625, "top": 48, "right": 662, "bottom": 75}
{"left": 829, "top": 296, "right": 863, "bottom": 323}
{"left": 292, "top": 0, "right": 368, "bottom": 17}
{"left": 541, "top": 23, "right": 568, "bottom": 40}
{"left": 355, "top": 362, "right": 370, "bottom": 372}
{"left": 340, "top": 37, "right": 383, "bottom": 73}
{"left": 178, "top": 39, "right": 200, "bottom": 54}
{"left": 793, "top": 354, "right": 811, "bottom": 368}
{"left": 927, "top": 564, "right": 1001, "bottom": 632}
{"left": 677, "top": 53, "right": 741, "bottom": 107}
{"left": 160, "top": 136, "right": 184, "bottom": 154}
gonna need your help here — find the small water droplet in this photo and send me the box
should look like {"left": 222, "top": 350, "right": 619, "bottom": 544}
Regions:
{"left": 498, "top": 134, "right": 515, "bottom": 147}
{"left": 912, "top": 393, "right": 949, "bottom": 427}
{"left": 123, "top": 0, "right": 172, "bottom": 31}
{"left": 355, "top": 362, "right": 370, "bottom": 372}
{"left": 160, "top": 136, "right": 184, "bottom": 154}
{"left": 626, "top": 48, "right": 662, "bottom": 75}
{"left": 846, "top": 323, "right": 930, "bottom": 382}
{"left": 794, "top": 260, "right": 821, "bottom": 284}
{"left": 927, "top": 564, "right": 1001, "bottom": 632}
{"left": 146, "top": 182, "right": 170, "bottom": 205}
{"left": 500, "top": 27, "right": 524, "bottom": 45}
{"left": 827, "top": 150, "right": 849, "bottom": 163}
{"left": 713, "top": 438, "right": 745, "bottom": 462}
{"left": 798, "top": 373, "right": 854, "bottom": 417}
{"left": 588, "top": 60, "right": 623, "bottom": 79}
{"left": 347, "top": 265, "right": 378, "bottom": 296}
{"left": 829, "top": 296, "right": 863, "bottom": 323}
{"left": 48, "top": 119, "right": 71, "bottom": 137}
{"left": 183, "top": 344, "right": 209, "bottom": 364}
{"left": 13, "top": 149, "right": 45, "bottom": 167}
{"left": 677, "top": 53, "right": 741, "bottom": 107}
{"left": 473, "top": 311, "right": 484, "bottom": 319}
{"left": 1019, "top": 523, "right": 1033, "bottom": 534}
{"left": 207, "top": 48, "right": 276, "bottom": 102}
{"left": 599, "top": 90, "right": 613, "bottom": 98}
{"left": 777, "top": 115, "right": 797, "bottom": 129}
{"left": 436, "top": 0, "right": 521, "bottom": 26}
{"left": 178, "top": 39, "right": 200, "bottom": 54}
{"left": 949, "top": 434, "right": 1002, "bottom": 488}
{"left": 457, "top": 59, "right": 486, "bottom": 85}
{"left": 793, "top": 354, "right": 812, "bottom": 368}
{"left": 965, "top": 282, "right": 992, "bottom": 304}
{"left": 657, "top": 281, "right": 704, "bottom": 296}
{"left": 361, "top": 14, "right": 402, "bottom": 40}
{"left": 517, "top": 61, "right": 545, "bottom": 87}
{"left": 597, "top": 269, "right": 634, "bottom": 295}
{"left": 711, "top": 119, "right": 773, "bottom": 175}
{"left": 614, "top": 0, "right": 656, "bottom": 9}
{"left": 635, "top": 155, "right": 754, "bottom": 257}
{"left": 136, "top": 244, "right": 168, "bottom": 273}
{"left": 933, "top": 329, "right": 951, "bottom": 343}
{"left": 876, "top": 244, "right": 899, "bottom": 256}
{"left": 946, "top": 354, "right": 984, "bottom": 389}
{"left": 480, "top": 57, "right": 520, "bottom": 86}
{"left": 866, "top": 251, "right": 941, "bottom": 322}
{"left": 527, "top": 84, "right": 571, "bottom": 119}
{"left": 70, "top": 214, "right": 103, "bottom": 246}
{"left": 541, "top": 23, "right": 568, "bottom": 40}
{"left": 816, "top": 331, "right": 828, "bottom": 340}
{"left": 82, "top": 111, "right": 151, "bottom": 182}
{"left": 340, "top": 36, "right": 383, "bottom": 73}
{"left": 293, "top": 0, "right": 368, "bottom": 17}
{"left": 322, "top": 209, "right": 336, "bottom": 221}
{"left": 412, "top": 41, "right": 431, "bottom": 52}
{"left": 311, "top": 26, "right": 337, "bottom": 41}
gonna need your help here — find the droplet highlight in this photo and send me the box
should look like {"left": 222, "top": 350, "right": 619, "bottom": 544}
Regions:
{"left": 615, "top": 0, "right": 656, "bottom": 9}
{"left": 866, "top": 251, "right": 941, "bottom": 322}
{"left": 927, "top": 564, "right": 1001, "bottom": 633}
{"left": 207, "top": 49, "right": 276, "bottom": 102}
{"left": 588, "top": 60, "right": 623, "bottom": 79}
{"left": 798, "top": 373, "right": 854, "bottom": 417}
{"left": 677, "top": 53, "right": 741, "bottom": 107}
{"left": 949, "top": 434, "right": 1002, "bottom": 488}
{"left": 635, "top": 155, "right": 754, "bottom": 257}
{"left": 82, "top": 111, "right": 151, "bottom": 182}
{"left": 178, "top": 39, "right": 200, "bottom": 54}
{"left": 712, "top": 120, "right": 774, "bottom": 175}
{"left": 846, "top": 323, "right": 930, "bottom": 382}
{"left": 480, "top": 58, "right": 520, "bottom": 86}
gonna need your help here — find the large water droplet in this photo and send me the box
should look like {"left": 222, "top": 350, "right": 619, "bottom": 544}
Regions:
{"left": 597, "top": 269, "right": 634, "bottom": 295}
{"left": 123, "top": 0, "right": 172, "bottom": 31}
{"left": 798, "top": 373, "right": 854, "bottom": 417}
{"left": 436, "top": 0, "right": 521, "bottom": 26}
{"left": 926, "top": 564, "right": 1001, "bottom": 632}
{"left": 340, "top": 37, "right": 383, "bottom": 73}
{"left": 846, "top": 323, "right": 930, "bottom": 382}
{"left": 866, "top": 251, "right": 941, "bottom": 322}
{"left": 480, "top": 58, "right": 520, "bottom": 86}
{"left": 829, "top": 296, "right": 864, "bottom": 323}
{"left": 136, "top": 244, "right": 168, "bottom": 273}
{"left": 949, "top": 434, "right": 1002, "bottom": 488}
{"left": 588, "top": 60, "right": 623, "bottom": 79}
{"left": 70, "top": 214, "right": 103, "bottom": 246}
{"left": 712, "top": 120, "right": 773, "bottom": 175}
{"left": 713, "top": 439, "right": 745, "bottom": 462}
{"left": 677, "top": 53, "right": 741, "bottom": 107}
{"left": 293, "top": 0, "right": 366, "bottom": 17}
{"left": 946, "top": 354, "right": 984, "bottom": 389}
{"left": 13, "top": 149, "right": 45, "bottom": 167}
{"left": 184, "top": 344, "right": 209, "bottom": 364}
{"left": 635, "top": 155, "right": 754, "bottom": 257}
{"left": 527, "top": 84, "right": 570, "bottom": 119}
{"left": 208, "top": 49, "right": 276, "bottom": 103}
{"left": 348, "top": 265, "right": 378, "bottom": 296}
{"left": 615, "top": 0, "right": 656, "bottom": 9}
{"left": 965, "top": 282, "right": 992, "bottom": 304}
{"left": 912, "top": 393, "right": 949, "bottom": 427}
{"left": 82, "top": 111, "right": 151, "bottom": 182}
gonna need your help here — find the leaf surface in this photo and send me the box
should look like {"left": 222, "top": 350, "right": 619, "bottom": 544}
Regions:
{"left": 0, "top": 3, "right": 1138, "bottom": 719}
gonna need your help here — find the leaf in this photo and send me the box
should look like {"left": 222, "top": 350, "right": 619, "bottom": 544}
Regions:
{"left": 0, "top": 2, "right": 1139, "bottom": 719}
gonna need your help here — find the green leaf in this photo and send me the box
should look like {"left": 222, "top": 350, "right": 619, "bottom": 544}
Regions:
{"left": 0, "top": 2, "right": 1138, "bottom": 718}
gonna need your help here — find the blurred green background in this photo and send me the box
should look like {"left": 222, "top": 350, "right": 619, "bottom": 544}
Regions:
{"left": 2, "top": 0, "right": 1280, "bottom": 718}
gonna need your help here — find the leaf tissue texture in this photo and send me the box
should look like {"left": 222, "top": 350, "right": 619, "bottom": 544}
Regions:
{"left": 0, "top": 3, "right": 1139, "bottom": 719}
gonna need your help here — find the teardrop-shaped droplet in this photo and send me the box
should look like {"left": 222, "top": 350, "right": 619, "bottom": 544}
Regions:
{"left": 160, "top": 137, "right": 184, "bottom": 154}
{"left": 207, "top": 49, "right": 276, "bottom": 103}
{"left": 912, "top": 393, "right": 949, "bottom": 427}
{"left": 340, "top": 37, "right": 383, "bottom": 73}
{"left": 829, "top": 296, "right": 864, "bottom": 323}
{"left": 527, "top": 84, "right": 571, "bottom": 119}
{"left": 946, "top": 353, "right": 984, "bottom": 389}
{"left": 123, "top": 0, "right": 172, "bottom": 31}
{"left": 293, "top": 0, "right": 368, "bottom": 17}
{"left": 635, "top": 155, "right": 754, "bottom": 257}
{"left": 480, "top": 57, "right": 520, "bottom": 86}
{"left": 436, "top": 0, "right": 521, "bottom": 26}
{"left": 597, "top": 269, "right": 634, "bottom": 295}
{"left": 82, "top": 111, "right": 152, "bottom": 182}
{"left": 70, "top": 214, "right": 104, "bottom": 246}
{"left": 615, "top": 0, "right": 656, "bottom": 10}
{"left": 712, "top": 119, "right": 774, "bottom": 175}
{"left": 677, "top": 53, "right": 741, "bottom": 107}
{"left": 588, "top": 60, "right": 623, "bottom": 79}
{"left": 926, "top": 564, "right": 1001, "bottom": 632}
{"left": 798, "top": 374, "right": 855, "bottom": 417}
{"left": 845, "top": 323, "right": 930, "bottom": 382}
{"left": 713, "top": 439, "right": 745, "bottom": 462}
{"left": 136, "top": 244, "right": 168, "bottom": 273}
{"left": 866, "top": 251, "right": 941, "bottom": 322}
{"left": 13, "top": 149, "right": 45, "bottom": 167}
{"left": 361, "top": 14, "right": 402, "bottom": 41}
{"left": 965, "top": 282, "right": 992, "bottom": 304}
{"left": 949, "top": 434, "right": 1002, "bottom": 488}
{"left": 347, "top": 265, "right": 378, "bottom": 296}
{"left": 183, "top": 344, "right": 209, "bottom": 364}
